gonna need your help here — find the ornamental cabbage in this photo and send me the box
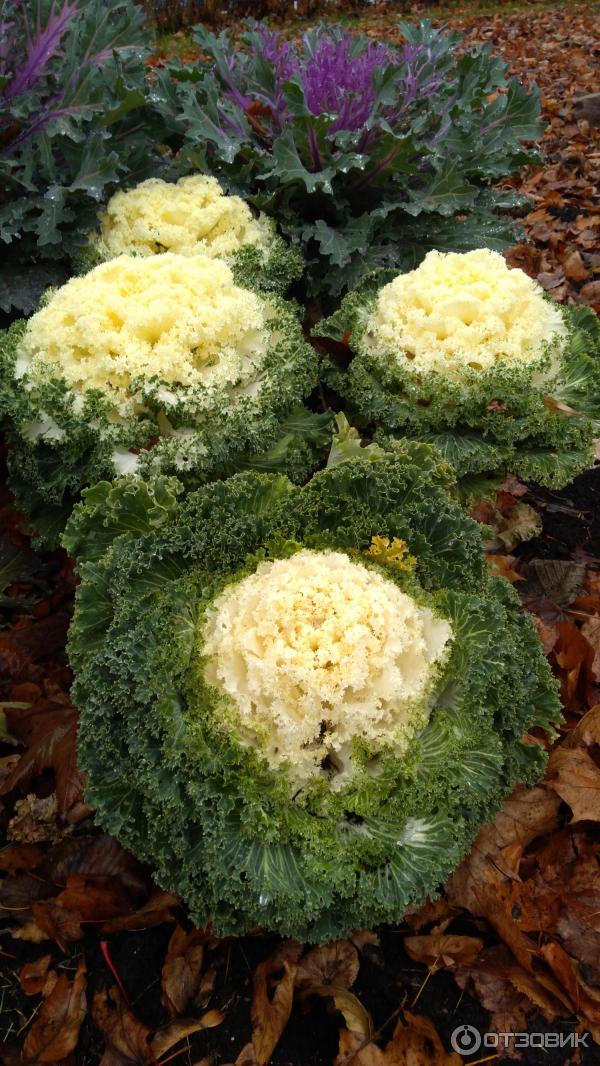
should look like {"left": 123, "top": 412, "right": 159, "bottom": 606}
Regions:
{"left": 0, "top": 253, "right": 326, "bottom": 544}
{"left": 85, "top": 174, "right": 303, "bottom": 295}
{"left": 0, "top": 0, "right": 167, "bottom": 315}
{"left": 158, "top": 19, "right": 543, "bottom": 300}
{"left": 318, "top": 250, "right": 600, "bottom": 496}
{"left": 64, "top": 442, "right": 560, "bottom": 941}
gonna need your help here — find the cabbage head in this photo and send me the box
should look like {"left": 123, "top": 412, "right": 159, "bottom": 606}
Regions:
{"left": 318, "top": 250, "right": 600, "bottom": 501}
{"left": 65, "top": 442, "right": 560, "bottom": 941}
{"left": 0, "top": 252, "right": 326, "bottom": 544}
{"left": 80, "top": 174, "right": 304, "bottom": 296}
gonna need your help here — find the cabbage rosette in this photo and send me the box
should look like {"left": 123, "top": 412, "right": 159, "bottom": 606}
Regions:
{"left": 319, "top": 250, "right": 600, "bottom": 496}
{"left": 84, "top": 174, "right": 304, "bottom": 295}
{"left": 65, "top": 442, "right": 560, "bottom": 940}
{"left": 0, "top": 253, "right": 327, "bottom": 543}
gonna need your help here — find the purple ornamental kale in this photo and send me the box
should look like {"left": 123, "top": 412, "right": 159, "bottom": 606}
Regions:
{"left": 0, "top": 0, "right": 145, "bottom": 151}
{"left": 300, "top": 31, "right": 396, "bottom": 134}
{"left": 217, "top": 23, "right": 444, "bottom": 152}
{"left": 2, "top": 0, "right": 78, "bottom": 99}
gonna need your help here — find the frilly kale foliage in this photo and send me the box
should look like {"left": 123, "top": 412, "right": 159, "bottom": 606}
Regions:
{"left": 65, "top": 443, "right": 560, "bottom": 941}
{"left": 157, "top": 19, "right": 543, "bottom": 300}
{"left": 0, "top": 0, "right": 166, "bottom": 314}
{"left": 318, "top": 281, "right": 600, "bottom": 498}
{"left": 0, "top": 291, "right": 328, "bottom": 546}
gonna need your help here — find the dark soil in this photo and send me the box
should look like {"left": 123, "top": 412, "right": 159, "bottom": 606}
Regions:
{"left": 517, "top": 466, "right": 600, "bottom": 563}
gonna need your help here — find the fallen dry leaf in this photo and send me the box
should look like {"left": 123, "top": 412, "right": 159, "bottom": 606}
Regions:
{"left": 486, "top": 554, "right": 523, "bottom": 583}
{"left": 296, "top": 940, "right": 359, "bottom": 991}
{"left": 336, "top": 1011, "right": 461, "bottom": 1066}
{"left": 0, "top": 842, "right": 46, "bottom": 873}
{"left": 92, "top": 986, "right": 152, "bottom": 1065}
{"left": 525, "top": 559, "right": 587, "bottom": 608}
{"left": 546, "top": 746, "right": 600, "bottom": 822}
{"left": 251, "top": 941, "right": 303, "bottom": 1066}
{"left": 0, "top": 700, "right": 86, "bottom": 820}
{"left": 22, "top": 957, "right": 87, "bottom": 1063}
{"left": 161, "top": 923, "right": 211, "bottom": 1017}
{"left": 150, "top": 1011, "right": 224, "bottom": 1058}
{"left": 307, "top": 985, "right": 373, "bottom": 1039}
{"left": 546, "top": 704, "right": 600, "bottom": 820}
{"left": 404, "top": 935, "right": 484, "bottom": 970}
{"left": 552, "top": 620, "right": 597, "bottom": 709}
{"left": 7, "top": 793, "right": 62, "bottom": 844}
{"left": 100, "top": 890, "right": 179, "bottom": 934}
{"left": 19, "top": 954, "right": 53, "bottom": 996}
{"left": 447, "top": 785, "right": 562, "bottom": 915}
{"left": 581, "top": 617, "right": 600, "bottom": 680}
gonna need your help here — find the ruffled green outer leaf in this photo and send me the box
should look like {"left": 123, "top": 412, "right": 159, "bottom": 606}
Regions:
{"left": 318, "top": 293, "right": 600, "bottom": 490}
{"left": 66, "top": 443, "right": 561, "bottom": 941}
{"left": 0, "top": 294, "right": 326, "bottom": 546}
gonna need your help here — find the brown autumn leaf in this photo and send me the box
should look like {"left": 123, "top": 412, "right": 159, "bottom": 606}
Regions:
{"left": 100, "top": 890, "right": 179, "bottom": 934}
{"left": 525, "top": 559, "right": 587, "bottom": 608}
{"left": 386, "top": 1012, "right": 462, "bottom": 1065}
{"left": 546, "top": 709, "right": 600, "bottom": 821}
{"left": 404, "top": 935, "right": 484, "bottom": 970}
{"left": 566, "top": 704, "right": 600, "bottom": 747}
{"left": 546, "top": 746, "right": 600, "bottom": 822}
{"left": 486, "top": 554, "right": 523, "bottom": 583}
{"left": 555, "top": 913, "right": 600, "bottom": 977}
{"left": 235, "top": 1045, "right": 257, "bottom": 1066}
{"left": 251, "top": 940, "right": 303, "bottom": 1066}
{"left": 447, "top": 785, "right": 562, "bottom": 915}
{"left": 55, "top": 873, "right": 136, "bottom": 921}
{"left": 454, "top": 944, "right": 562, "bottom": 1042}
{"left": 308, "top": 986, "right": 373, "bottom": 1039}
{"left": 352, "top": 929, "right": 380, "bottom": 952}
{"left": 0, "top": 842, "right": 46, "bottom": 873}
{"left": 447, "top": 786, "right": 563, "bottom": 976}
{"left": 404, "top": 899, "right": 456, "bottom": 933}
{"left": 44, "top": 833, "right": 150, "bottom": 896}
{"left": 533, "top": 614, "right": 560, "bottom": 655}
{"left": 31, "top": 898, "right": 86, "bottom": 950}
{"left": 150, "top": 1011, "right": 224, "bottom": 1058}
{"left": 552, "top": 619, "right": 596, "bottom": 708}
{"left": 0, "top": 700, "right": 85, "bottom": 819}
{"left": 20, "top": 953, "right": 53, "bottom": 996}
{"left": 22, "top": 957, "right": 87, "bottom": 1063}
{"left": 30, "top": 874, "right": 137, "bottom": 950}
{"left": 161, "top": 923, "right": 210, "bottom": 1017}
{"left": 336, "top": 1030, "right": 386, "bottom": 1066}
{"left": 581, "top": 617, "right": 600, "bottom": 680}
{"left": 540, "top": 943, "right": 600, "bottom": 1031}
{"left": 296, "top": 940, "right": 359, "bottom": 992}
{"left": 92, "top": 986, "right": 152, "bottom": 1065}
{"left": 93, "top": 986, "right": 221, "bottom": 1066}
{"left": 336, "top": 1012, "right": 462, "bottom": 1066}
{"left": 563, "top": 251, "right": 589, "bottom": 282}
{"left": 580, "top": 280, "right": 600, "bottom": 305}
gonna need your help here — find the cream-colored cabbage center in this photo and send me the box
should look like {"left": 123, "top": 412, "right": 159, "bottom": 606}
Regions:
{"left": 364, "top": 249, "right": 566, "bottom": 375}
{"left": 202, "top": 549, "right": 452, "bottom": 785}
{"left": 97, "top": 175, "right": 273, "bottom": 260}
{"left": 16, "top": 254, "right": 271, "bottom": 410}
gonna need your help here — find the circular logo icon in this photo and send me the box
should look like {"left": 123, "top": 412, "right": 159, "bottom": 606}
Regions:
{"left": 451, "top": 1025, "right": 482, "bottom": 1056}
